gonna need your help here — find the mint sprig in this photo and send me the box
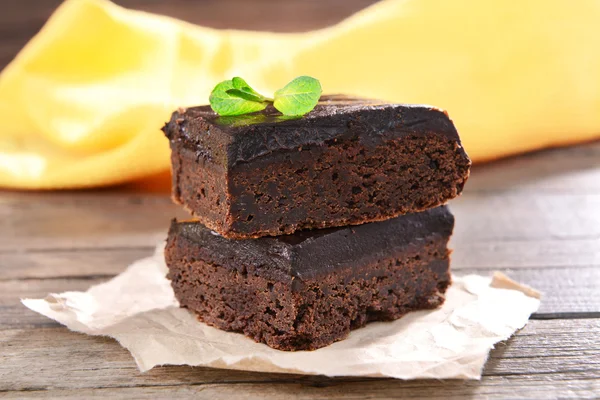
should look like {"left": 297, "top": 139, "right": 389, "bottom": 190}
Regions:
{"left": 209, "top": 80, "right": 267, "bottom": 116}
{"left": 273, "top": 76, "right": 322, "bottom": 116}
{"left": 209, "top": 76, "right": 322, "bottom": 117}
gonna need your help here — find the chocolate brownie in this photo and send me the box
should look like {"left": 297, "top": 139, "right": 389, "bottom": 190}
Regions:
{"left": 165, "top": 206, "right": 454, "bottom": 351}
{"left": 162, "top": 95, "right": 471, "bottom": 239}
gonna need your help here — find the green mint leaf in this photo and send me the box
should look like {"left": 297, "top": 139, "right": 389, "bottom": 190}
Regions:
{"left": 209, "top": 76, "right": 322, "bottom": 116}
{"left": 209, "top": 80, "right": 267, "bottom": 116}
{"left": 231, "top": 77, "right": 272, "bottom": 102}
{"left": 232, "top": 77, "right": 249, "bottom": 90}
{"left": 225, "top": 89, "right": 266, "bottom": 103}
{"left": 273, "top": 76, "right": 322, "bottom": 116}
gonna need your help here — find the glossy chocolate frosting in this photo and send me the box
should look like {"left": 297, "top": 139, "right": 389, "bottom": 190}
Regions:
{"left": 169, "top": 205, "right": 454, "bottom": 285}
{"left": 162, "top": 95, "right": 464, "bottom": 168}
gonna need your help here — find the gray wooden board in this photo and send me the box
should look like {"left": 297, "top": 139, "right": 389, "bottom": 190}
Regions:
{"left": 0, "top": 320, "right": 598, "bottom": 398}
{"left": 0, "top": 376, "right": 598, "bottom": 400}
{"left": 1, "top": 142, "right": 600, "bottom": 398}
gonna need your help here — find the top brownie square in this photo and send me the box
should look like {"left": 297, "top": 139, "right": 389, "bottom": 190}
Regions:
{"left": 162, "top": 95, "right": 470, "bottom": 239}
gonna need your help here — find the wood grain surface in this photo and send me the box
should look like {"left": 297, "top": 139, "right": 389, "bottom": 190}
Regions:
{"left": 2, "top": 142, "right": 599, "bottom": 399}
{"left": 1, "top": 0, "right": 600, "bottom": 398}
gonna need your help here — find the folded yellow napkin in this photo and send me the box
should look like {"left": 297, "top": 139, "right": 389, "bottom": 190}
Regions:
{"left": 1, "top": 0, "right": 599, "bottom": 189}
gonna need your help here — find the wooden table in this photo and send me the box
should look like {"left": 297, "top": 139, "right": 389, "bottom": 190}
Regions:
{"left": 1, "top": 144, "right": 598, "bottom": 399}
{"left": 1, "top": 1, "right": 600, "bottom": 398}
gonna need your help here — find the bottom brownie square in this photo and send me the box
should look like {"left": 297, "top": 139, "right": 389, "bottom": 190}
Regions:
{"left": 165, "top": 206, "right": 454, "bottom": 351}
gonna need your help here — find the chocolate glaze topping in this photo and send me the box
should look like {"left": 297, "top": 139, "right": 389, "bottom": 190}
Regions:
{"left": 170, "top": 206, "right": 454, "bottom": 285}
{"left": 162, "top": 95, "right": 464, "bottom": 168}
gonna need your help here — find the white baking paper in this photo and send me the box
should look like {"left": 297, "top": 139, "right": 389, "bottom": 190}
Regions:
{"left": 22, "top": 245, "right": 540, "bottom": 379}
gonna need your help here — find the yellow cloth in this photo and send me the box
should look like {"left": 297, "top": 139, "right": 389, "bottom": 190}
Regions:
{"left": 1, "top": 0, "right": 599, "bottom": 189}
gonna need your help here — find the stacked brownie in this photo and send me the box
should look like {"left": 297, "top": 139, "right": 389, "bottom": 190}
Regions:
{"left": 162, "top": 95, "right": 471, "bottom": 351}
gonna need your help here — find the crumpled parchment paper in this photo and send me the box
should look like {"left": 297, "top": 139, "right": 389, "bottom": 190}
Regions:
{"left": 22, "top": 245, "right": 540, "bottom": 379}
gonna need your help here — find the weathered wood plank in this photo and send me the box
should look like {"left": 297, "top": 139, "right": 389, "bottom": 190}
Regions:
{"left": 0, "top": 320, "right": 598, "bottom": 397}
{"left": 0, "top": 248, "right": 153, "bottom": 280}
{"left": 452, "top": 194, "right": 600, "bottom": 241}
{"left": 1, "top": 265, "right": 598, "bottom": 329}
{"left": 451, "top": 238, "right": 600, "bottom": 269}
{"left": 1, "top": 375, "right": 598, "bottom": 400}
{"left": 461, "top": 266, "right": 600, "bottom": 314}
{"left": 1, "top": 191, "right": 599, "bottom": 251}
{"left": 3, "top": 375, "right": 598, "bottom": 400}
{"left": 466, "top": 141, "right": 600, "bottom": 193}
{"left": 1, "top": 377, "right": 598, "bottom": 400}
{"left": 0, "top": 193, "right": 185, "bottom": 251}
{"left": 1, "top": 278, "right": 101, "bottom": 329}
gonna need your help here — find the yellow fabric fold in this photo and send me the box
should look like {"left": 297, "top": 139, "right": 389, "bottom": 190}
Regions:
{"left": 1, "top": 0, "right": 599, "bottom": 189}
